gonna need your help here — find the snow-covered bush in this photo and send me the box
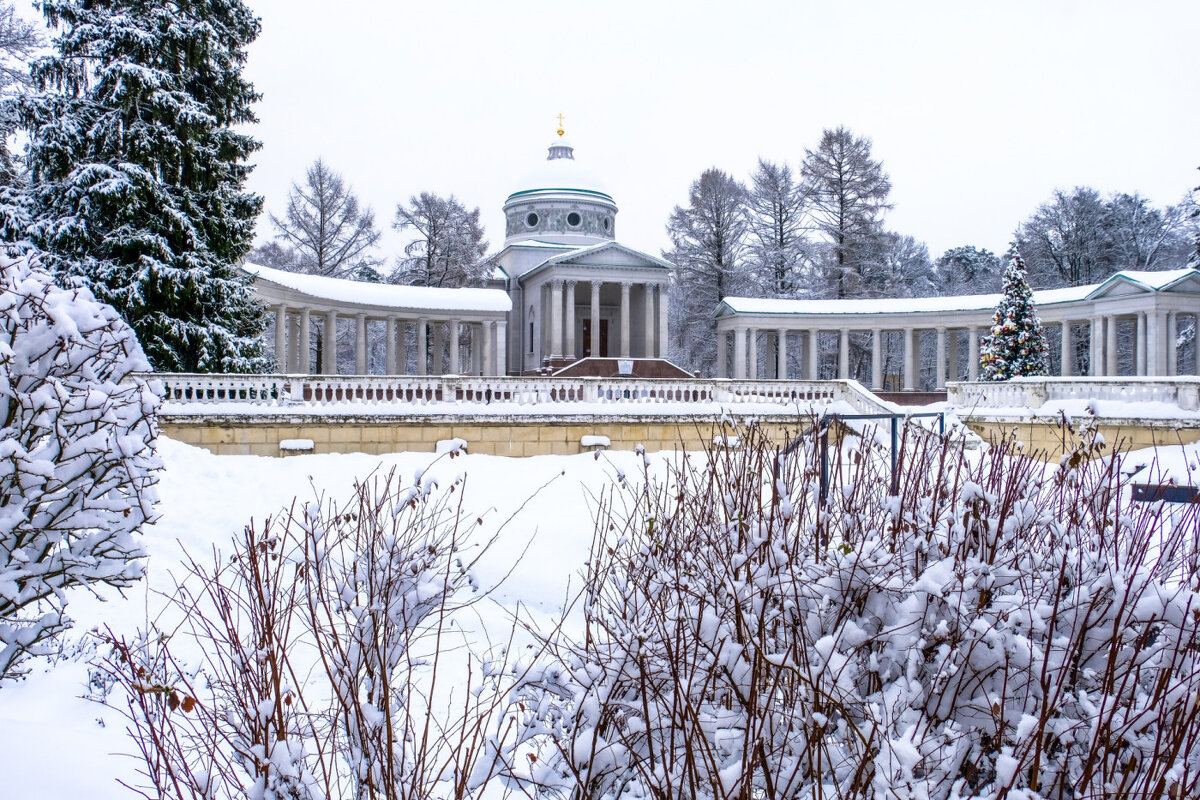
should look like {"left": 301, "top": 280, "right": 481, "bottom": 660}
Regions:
{"left": 100, "top": 461, "right": 515, "bottom": 800}
{"left": 0, "top": 251, "right": 160, "bottom": 682}
{"left": 509, "top": 423, "right": 1200, "bottom": 800}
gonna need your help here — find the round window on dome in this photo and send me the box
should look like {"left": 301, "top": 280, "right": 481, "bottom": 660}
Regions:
{"left": 567, "top": 212, "right": 582, "bottom": 227}
{"left": 525, "top": 212, "right": 539, "bottom": 228}
{"left": 602, "top": 217, "right": 611, "bottom": 231}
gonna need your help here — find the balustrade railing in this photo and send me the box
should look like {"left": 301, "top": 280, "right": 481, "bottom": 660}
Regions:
{"left": 146, "top": 374, "right": 897, "bottom": 416}
{"left": 948, "top": 377, "right": 1200, "bottom": 412}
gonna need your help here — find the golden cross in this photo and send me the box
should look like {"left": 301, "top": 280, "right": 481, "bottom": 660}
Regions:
{"left": 555, "top": 113, "right": 566, "bottom": 135}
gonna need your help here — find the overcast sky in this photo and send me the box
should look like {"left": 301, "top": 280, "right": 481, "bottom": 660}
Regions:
{"left": 236, "top": 0, "right": 1198, "bottom": 268}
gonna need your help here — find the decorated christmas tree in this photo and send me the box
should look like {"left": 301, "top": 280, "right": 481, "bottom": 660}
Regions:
{"left": 979, "top": 251, "right": 1050, "bottom": 380}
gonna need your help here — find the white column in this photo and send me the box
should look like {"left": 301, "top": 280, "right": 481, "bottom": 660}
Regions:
{"left": 549, "top": 280, "right": 564, "bottom": 359}
{"left": 657, "top": 284, "right": 669, "bottom": 359}
{"left": 482, "top": 321, "right": 494, "bottom": 375}
{"left": 323, "top": 310, "right": 338, "bottom": 374}
{"left": 448, "top": 320, "right": 460, "bottom": 374}
{"left": 717, "top": 329, "right": 727, "bottom": 378}
{"left": 385, "top": 317, "right": 397, "bottom": 374}
{"left": 733, "top": 327, "right": 746, "bottom": 379}
{"left": 948, "top": 329, "right": 960, "bottom": 382}
{"left": 838, "top": 328, "right": 850, "bottom": 379}
{"left": 871, "top": 328, "right": 883, "bottom": 389}
{"left": 1059, "top": 321, "right": 1071, "bottom": 377}
{"left": 642, "top": 284, "right": 655, "bottom": 358}
{"left": 903, "top": 328, "right": 916, "bottom": 391}
{"left": 298, "top": 309, "right": 311, "bottom": 374}
{"left": 353, "top": 314, "right": 367, "bottom": 374}
{"left": 1106, "top": 315, "right": 1118, "bottom": 376}
{"left": 471, "top": 324, "right": 482, "bottom": 375}
{"left": 776, "top": 328, "right": 787, "bottom": 380}
{"left": 590, "top": 281, "right": 601, "bottom": 357}
{"left": 432, "top": 321, "right": 444, "bottom": 374}
{"left": 1136, "top": 313, "right": 1147, "bottom": 376}
{"left": 274, "top": 305, "right": 287, "bottom": 373}
{"left": 748, "top": 329, "right": 758, "bottom": 378}
{"left": 1168, "top": 311, "right": 1179, "bottom": 376}
{"left": 287, "top": 313, "right": 301, "bottom": 372}
{"left": 968, "top": 327, "right": 979, "bottom": 381}
{"left": 807, "top": 330, "right": 819, "bottom": 380}
{"left": 1195, "top": 314, "right": 1200, "bottom": 376}
{"left": 935, "top": 327, "right": 947, "bottom": 389}
{"left": 565, "top": 281, "right": 577, "bottom": 360}
{"left": 416, "top": 318, "right": 428, "bottom": 376}
{"left": 1147, "top": 312, "right": 1162, "bottom": 376}
{"left": 619, "top": 281, "right": 632, "bottom": 358}
{"left": 496, "top": 321, "right": 508, "bottom": 375}
{"left": 1090, "top": 316, "right": 1103, "bottom": 376}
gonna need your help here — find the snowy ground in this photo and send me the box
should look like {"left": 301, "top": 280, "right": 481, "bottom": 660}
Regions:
{"left": 0, "top": 437, "right": 666, "bottom": 799}
{"left": 2, "top": 434, "right": 1199, "bottom": 798}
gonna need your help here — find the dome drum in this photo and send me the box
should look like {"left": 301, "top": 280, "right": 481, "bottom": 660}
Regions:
{"left": 505, "top": 201, "right": 615, "bottom": 241}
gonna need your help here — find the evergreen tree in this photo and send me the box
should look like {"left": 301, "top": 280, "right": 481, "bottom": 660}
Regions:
{"left": 979, "top": 252, "right": 1050, "bottom": 381}
{"left": 18, "top": 0, "right": 268, "bottom": 372}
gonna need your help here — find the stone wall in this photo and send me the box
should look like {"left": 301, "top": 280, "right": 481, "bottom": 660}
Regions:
{"left": 962, "top": 416, "right": 1200, "bottom": 460}
{"left": 161, "top": 414, "right": 811, "bottom": 457}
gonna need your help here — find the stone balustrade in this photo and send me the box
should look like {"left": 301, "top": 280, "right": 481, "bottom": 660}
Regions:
{"left": 947, "top": 377, "right": 1200, "bottom": 412}
{"left": 149, "top": 373, "right": 896, "bottom": 416}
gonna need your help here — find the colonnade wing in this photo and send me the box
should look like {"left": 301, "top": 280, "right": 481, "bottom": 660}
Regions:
{"left": 244, "top": 262, "right": 512, "bottom": 376}
{"left": 714, "top": 268, "right": 1200, "bottom": 388}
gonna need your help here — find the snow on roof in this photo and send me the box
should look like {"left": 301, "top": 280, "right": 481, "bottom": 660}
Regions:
{"left": 244, "top": 263, "right": 512, "bottom": 313}
{"left": 721, "top": 269, "right": 1200, "bottom": 316}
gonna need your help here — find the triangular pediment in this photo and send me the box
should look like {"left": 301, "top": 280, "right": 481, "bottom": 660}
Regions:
{"left": 1087, "top": 275, "right": 1154, "bottom": 299}
{"left": 1159, "top": 271, "right": 1200, "bottom": 294}
{"left": 545, "top": 241, "right": 672, "bottom": 271}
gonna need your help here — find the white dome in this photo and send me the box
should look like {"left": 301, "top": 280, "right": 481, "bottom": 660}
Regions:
{"left": 508, "top": 139, "right": 610, "bottom": 199}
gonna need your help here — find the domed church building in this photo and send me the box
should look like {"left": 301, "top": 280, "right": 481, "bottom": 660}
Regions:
{"left": 495, "top": 130, "right": 674, "bottom": 375}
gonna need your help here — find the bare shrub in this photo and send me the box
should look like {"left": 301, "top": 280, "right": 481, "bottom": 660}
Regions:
{"left": 97, "top": 455, "right": 517, "bottom": 800}
{"left": 509, "top": 422, "right": 1200, "bottom": 800}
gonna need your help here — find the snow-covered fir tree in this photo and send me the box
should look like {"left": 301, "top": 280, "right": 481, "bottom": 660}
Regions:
{"left": 979, "top": 251, "right": 1049, "bottom": 380}
{"left": 17, "top": 0, "right": 268, "bottom": 372}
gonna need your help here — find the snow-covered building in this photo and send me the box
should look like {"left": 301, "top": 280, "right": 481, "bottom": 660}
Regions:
{"left": 248, "top": 264, "right": 511, "bottom": 375}
{"left": 249, "top": 133, "right": 671, "bottom": 376}
{"left": 716, "top": 268, "right": 1200, "bottom": 388}
{"left": 496, "top": 135, "right": 671, "bottom": 373}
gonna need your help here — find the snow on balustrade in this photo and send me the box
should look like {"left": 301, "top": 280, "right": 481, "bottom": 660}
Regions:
{"left": 948, "top": 377, "right": 1200, "bottom": 418}
{"left": 145, "top": 374, "right": 897, "bottom": 418}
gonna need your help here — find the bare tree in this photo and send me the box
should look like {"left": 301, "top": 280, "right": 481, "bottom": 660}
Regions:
{"left": 1014, "top": 187, "right": 1111, "bottom": 288}
{"left": 801, "top": 126, "right": 892, "bottom": 299}
{"left": 745, "top": 158, "right": 810, "bottom": 297}
{"left": 664, "top": 168, "right": 748, "bottom": 373}
{"left": 1104, "top": 192, "right": 1190, "bottom": 270}
{"left": 268, "top": 158, "right": 382, "bottom": 278}
{"left": 391, "top": 192, "right": 493, "bottom": 288}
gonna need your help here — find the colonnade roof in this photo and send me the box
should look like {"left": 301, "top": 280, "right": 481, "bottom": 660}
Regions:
{"left": 244, "top": 263, "right": 512, "bottom": 314}
{"left": 718, "top": 268, "right": 1200, "bottom": 318}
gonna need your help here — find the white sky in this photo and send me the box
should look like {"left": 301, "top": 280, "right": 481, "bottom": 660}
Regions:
{"left": 237, "top": 0, "right": 1198, "bottom": 266}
